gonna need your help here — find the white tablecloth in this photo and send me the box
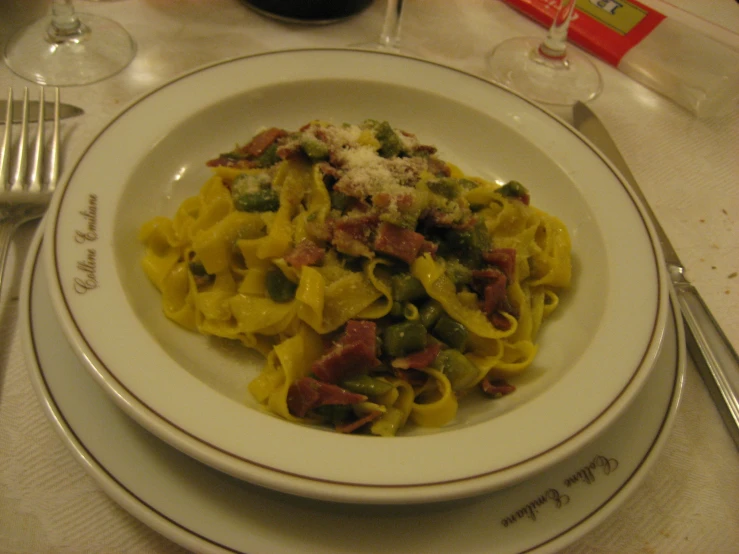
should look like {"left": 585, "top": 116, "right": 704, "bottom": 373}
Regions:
{"left": 1, "top": 0, "right": 738, "bottom": 552}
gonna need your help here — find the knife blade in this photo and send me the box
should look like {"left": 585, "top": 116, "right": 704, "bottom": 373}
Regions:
{"left": 573, "top": 101, "right": 739, "bottom": 450}
{"left": 0, "top": 100, "right": 84, "bottom": 124}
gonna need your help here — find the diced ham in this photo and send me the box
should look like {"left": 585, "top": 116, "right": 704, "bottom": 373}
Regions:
{"left": 241, "top": 128, "right": 288, "bottom": 157}
{"left": 340, "top": 320, "right": 378, "bottom": 349}
{"left": 287, "top": 377, "right": 367, "bottom": 418}
{"left": 391, "top": 343, "right": 441, "bottom": 370}
{"left": 331, "top": 214, "right": 378, "bottom": 258}
{"left": 483, "top": 248, "right": 516, "bottom": 281}
{"left": 335, "top": 410, "right": 383, "bottom": 433}
{"left": 472, "top": 268, "right": 507, "bottom": 313}
{"left": 373, "top": 222, "right": 426, "bottom": 264}
{"left": 413, "top": 143, "right": 438, "bottom": 156}
{"left": 205, "top": 155, "right": 257, "bottom": 169}
{"left": 285, "top": 239, "right": 325, "bottom": 268}
{"left": 480, "top": 377, "right": 516, "bottom": 398}
{"left": 311, "top": 320, "right": 380, "bottom": 383}
{"left": 426, "top": 156, "right": 451, "bottom": 177}
{"left": 471, "top": 268, "right": 517, "bottom": 330}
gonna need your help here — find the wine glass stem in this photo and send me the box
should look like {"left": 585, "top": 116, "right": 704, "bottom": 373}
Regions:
{"left": 47, "top": 0, "right": 86, "bottom": 43}
{"left": 540, "top": 0, "right": 577, "bottom": 60}
{"left": 378, "top": 0, "right": 404, "bottom": 49}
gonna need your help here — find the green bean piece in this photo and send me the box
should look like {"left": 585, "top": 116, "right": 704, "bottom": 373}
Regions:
{"left": 432, "top": 349, "right": 479, "bottom": 391}
{"left": 383, "top": 321, "right": 428, "bottom": 358}
{"left": 428, "top": 178, "right": 462, "bottom": 200}
{"left": 391, "top": 273, "right": 427, "bottom": 303}
{"left": 444, "top": 259, "right": 473, "bottom": 286}
{"left": 439, "top": 220, "right": 490, "bottom": 268}
{"left": 233, "top": 188, "right": 280, "bottom": 212}
{"left": 418, "top": 299, "right": 444, "bottom": 329}
{"left": 340, "top": 374, "right": 394, "bottom": 396}
{"left": 370, "top": 407, "right": 405, "bottom": 437}
{"left": 498, "top": 180, "right": 529, "bottom": 200}
{"left": 330, "top": 190, "right": 352, "bottom": 212}
{"left": 314, "top": 404, "right": 353, "bottom": 424}
{"left": 255, "top": 143, "right": 280, "bottom": 167}
{"left": 432, "top": 314, "right": 469, "bottom": 351}
{"left": 403, "top": 303, "right": 420, "bottom": 321}
{"left": 265, "top": 269, "right": 297, "bottom": 303}
{"left": 388, "top": 301, "right": 405, "bottom": 318}
{"left": 301, "top": 137, "right": 330, "bottom": 161}
{"left": 374, "top": 120, "right": 403, "bottom": 158}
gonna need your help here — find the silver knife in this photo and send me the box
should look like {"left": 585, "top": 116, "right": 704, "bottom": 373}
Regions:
{"left": 573, "top": 101, "right": 739, "bottom": 450}
{"left": 0, "top": 100, "right": 84, "bottom": 124}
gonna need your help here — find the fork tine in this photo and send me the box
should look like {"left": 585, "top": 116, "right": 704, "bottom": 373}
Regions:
{"left": 11, "top": 87, "right": 29, "bottom": 190}
{"left": 0, "top": 88, "right": 12, "bottom": 189}
{"left": 29, "top": 86, "right": 45, "bottom": 192}
{"left": 48, "top": 87, "right": 60, "bottom": 190}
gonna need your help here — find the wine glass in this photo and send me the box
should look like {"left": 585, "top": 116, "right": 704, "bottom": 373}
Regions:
{"left": 485, "top": 0, "right": 602, "bottom": 106}
{"left": 3, "top": 0, "right": 136, "bottom": 87}
{"left": 351, "top": 0, "right": 410, "bottom": 54}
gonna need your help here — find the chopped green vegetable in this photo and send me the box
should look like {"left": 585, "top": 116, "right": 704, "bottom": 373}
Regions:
{"left": 432, "top": 349, "right": 479, "bottom": 391}
{"left": 432, "top": 314, "right": 468, "bottom": 351}
{"left": 374, "top": 121, "right": 404, "bottom": 158}
{"left": 391, "top": 273, "right": 427, "bottom": 303}
{"left": 301, "top": 137, "right": 330, "bottom": 161}
{"left": 330, "top": 190, "right": 352, "bottom": 211}
{"left": 498, "top": 180, "right": 529, "bottom": 199}
{"left": 383, "top": 321, "right": 428, "bottom": 357}
{"left": 444, "top": 259, "right": 473, "bottom": 286}
{"left": 418, "top": 299, "right": 444, "bottom": 329}
{"left": 314, "top": 404, "right": 353, "bottom": 424}
{"left": 340, "top": 374, "right": 393, "bottom": 396}
{"left": 265, "top": 269, "right": 297, "bottom": 302}
{"left": 255, "top": 143, "right": 280, "bottom": 167}
{"left": 428, "top": 178, "right": 462, "bottom": 200}
{"left": 231, "top": 173, "right": 280, "bottom": 212}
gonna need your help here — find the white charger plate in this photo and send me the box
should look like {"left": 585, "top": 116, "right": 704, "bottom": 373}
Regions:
{"left": 23, "top": 228, "right": 684, "bottom": 554}
{"left": 43, "top": 49, "right": 668, "bottom": 503}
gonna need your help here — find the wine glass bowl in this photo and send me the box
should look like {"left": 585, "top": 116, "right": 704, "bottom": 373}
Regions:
{"left": 486, "top": 0, "right": 602, "bottom": 106}
{"left": 3, "top": 1, "right": 136, "bottom": 87}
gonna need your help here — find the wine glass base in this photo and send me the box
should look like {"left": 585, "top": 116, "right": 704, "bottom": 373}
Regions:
{"left": 4, "top": 12, "right": 136, "bottom": 87}
{"left": 486, "top": 36, "right": 602, "bottom": 106}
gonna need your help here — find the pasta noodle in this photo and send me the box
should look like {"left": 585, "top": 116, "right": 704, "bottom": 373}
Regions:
{"left": 139, "top": 120, "right": 571, "bottom": 435}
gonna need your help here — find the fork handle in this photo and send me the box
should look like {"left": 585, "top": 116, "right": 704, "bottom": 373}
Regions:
{"left": 0, "top": 210, "right": 44, "bottom": 299}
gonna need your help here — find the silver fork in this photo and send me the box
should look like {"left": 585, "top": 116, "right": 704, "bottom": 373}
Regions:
{"left": 0, "top": 86, "right": 60, "bottom": 296}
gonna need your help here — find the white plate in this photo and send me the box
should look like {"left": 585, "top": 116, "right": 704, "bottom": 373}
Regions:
{"left": 44, "top": 49, "right": 668, "bottom": 503}
{"left": 23, "top": 228, "right": 684, "bottom": 554}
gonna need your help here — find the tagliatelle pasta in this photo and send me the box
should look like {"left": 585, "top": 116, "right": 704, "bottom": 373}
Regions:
{"left": 139, "top": 120, "right": 571, "bottom": 436}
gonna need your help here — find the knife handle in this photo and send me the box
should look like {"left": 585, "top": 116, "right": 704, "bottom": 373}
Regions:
{"left": 675, "top": 282, "right": 739, "bottom": 449}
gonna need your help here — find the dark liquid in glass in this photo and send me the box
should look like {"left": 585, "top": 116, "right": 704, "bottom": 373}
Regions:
{"left": 242, "top": 0, "right": 374, "bottom": 23}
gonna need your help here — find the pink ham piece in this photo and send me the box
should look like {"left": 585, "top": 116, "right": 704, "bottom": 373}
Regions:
{"left": 285, "top": 239, "right": 325, "bottom": 268}
{"left": 391, "top": 342, "right": 441, "bottom": 370}
{"left": 310, "top": 320, "right": 380, "bottom": 383}
{"left": 373, "top": 222, "right": 426, "bottom": 264}
{"left": 472, "top": 268, "right": 508, "bottom": 315}
{"left": 287, "top": 377, "right": 367, "bottom": 418}
{"left": 482, "top": 248, "right": 516, "bottom": 281}
{"left": 480, "top": 377, "right": 516, "bottom": 398}
{"left": 242, "top": 127, "right": 287, "bottom": 157}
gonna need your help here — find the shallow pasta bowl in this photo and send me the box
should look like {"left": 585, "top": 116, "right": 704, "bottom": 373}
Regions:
{"left": 43, "top": 49, "right": 669, "bottom": 504}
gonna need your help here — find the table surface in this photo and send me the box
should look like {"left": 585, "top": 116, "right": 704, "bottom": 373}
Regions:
{"left": 1, "top": 0, "right": 737, "bottom": 552}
